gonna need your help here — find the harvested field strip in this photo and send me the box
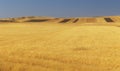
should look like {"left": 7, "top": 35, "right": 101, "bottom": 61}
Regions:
{"left": 25, "top": 19, "right": 49, "bottom": 22}
{"left": 51, "top": 18, "right": 62, "bottom": 22}
{"left": 104, "top": 18, "right": 114, "bottom": 22}
{"left": 59, "top": 19, "right": 71, "bottom": 23}
{"left": 96, "top": 18, "right": 106, "bottom": 23}
{"left": 78, "top": 18, "right": 97, "bottom": 23}
{"left": 86, "top": 18, "right": 97, "bottom": 23}
{"left": 111, "top": 17, "right": 120, "bottom": 22}
{"left": 78, "top": 18, "right": 86, "bottom": 23}
{"left": 73, "top": 18, "right": 79, "bottom": 23}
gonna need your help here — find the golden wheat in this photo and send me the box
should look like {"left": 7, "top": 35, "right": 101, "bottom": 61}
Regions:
{"left": 0, "top": 23, "right": 120, "bottom": 71}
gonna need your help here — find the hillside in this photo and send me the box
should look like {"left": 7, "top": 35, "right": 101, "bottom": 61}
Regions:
{"left": 0, "top": 16, "right": 120, "bottom": 24}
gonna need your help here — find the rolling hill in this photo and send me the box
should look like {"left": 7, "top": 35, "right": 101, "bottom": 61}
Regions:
{"left": 0, "top": 16, "right": 120, "bottom": 24}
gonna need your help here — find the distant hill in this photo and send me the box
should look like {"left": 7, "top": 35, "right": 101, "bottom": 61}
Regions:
{"left": 0, "top": 16, "right": 120, "bottom": 23}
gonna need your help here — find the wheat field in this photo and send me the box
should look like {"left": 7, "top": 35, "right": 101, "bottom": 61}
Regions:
{"left": 0, "top": 22, "right": 120, "bottom": 71}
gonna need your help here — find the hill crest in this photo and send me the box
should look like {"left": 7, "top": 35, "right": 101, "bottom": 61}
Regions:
{"left": 0, "top": 16, "right": 120, "bottom": 23}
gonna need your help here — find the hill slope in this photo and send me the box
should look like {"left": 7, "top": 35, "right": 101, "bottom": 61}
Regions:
{"left": 0, "top": 16, "right": 120, "bottom": 24}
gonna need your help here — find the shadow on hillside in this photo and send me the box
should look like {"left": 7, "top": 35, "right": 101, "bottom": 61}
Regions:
{"left": 104, "top": 18, "right": 114, "bottom": 22}
{"left": 59, "top": 19, "right": 71, "bottom": 23}
{"left": 25, "top": 19, "right": 49, "bottom": 22}
{"left": 0, "top": 20, "right": 15, "bottom": 22}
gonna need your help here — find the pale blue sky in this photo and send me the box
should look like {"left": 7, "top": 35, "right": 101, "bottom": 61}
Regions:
{"left": 0, "top": 0, "right": 120, "bottom": 18}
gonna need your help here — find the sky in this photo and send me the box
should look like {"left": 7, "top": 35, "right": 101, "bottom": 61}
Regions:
{"left": 0, "top": 0, "right": 120, "bottom": 18}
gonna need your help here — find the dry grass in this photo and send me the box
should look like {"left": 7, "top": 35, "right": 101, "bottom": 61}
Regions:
{"left": 0, "top": 22, "right": 120, "bottom": 71}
